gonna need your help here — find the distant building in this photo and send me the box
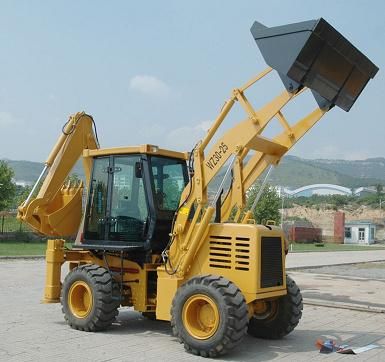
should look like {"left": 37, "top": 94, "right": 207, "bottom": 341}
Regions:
{"left": 353, "top": 187, "right": 377, "bottom": 197}
{"left": 284, "top": 184, "right": 351, "bottom": 197}
{"left": 280, "top": 184, "right": 377, "bottom": 197}
{"left": 344, "top": 221, "right": 376, "bottom": 245}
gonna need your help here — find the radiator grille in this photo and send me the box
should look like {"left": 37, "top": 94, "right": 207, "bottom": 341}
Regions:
{"left": 260, "top": 236, "right": 283, "bottom": 288}
{"left": 209, "top": 235, "right": 250, "bottom": 271}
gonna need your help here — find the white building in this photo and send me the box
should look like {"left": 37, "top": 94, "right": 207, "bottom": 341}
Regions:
{"left": 344, "top": 221, "right": 376, "bottom": 245}
{"left": 279, "top": 184, "right": 378, "bottom": 198}
{"left": 284, "top": 184, "right": 351, "bottom": 197}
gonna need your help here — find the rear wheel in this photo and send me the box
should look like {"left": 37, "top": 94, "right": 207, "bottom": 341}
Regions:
{"left": 61, "top": 264, "right": 120, "bottom": 331}
{"left": 171, "top": 275, "right": 248, "bottom": 358}
{"left": 247, "top": 275, "right": 303, "bottom": 339}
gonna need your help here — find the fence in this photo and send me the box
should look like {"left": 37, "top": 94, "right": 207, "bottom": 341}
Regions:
{"left": 287, "top": 226, "right": 322, "bottom": 243}
{"left": 0, "top": 212, "right": 37, "bottom": 241}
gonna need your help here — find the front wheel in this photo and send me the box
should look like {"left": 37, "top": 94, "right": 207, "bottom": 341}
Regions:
{"left": 171, "top": 275, "right": 248, "bottom": 358}
{"left": 248, "top": 275, "right": 303, "bottom": 339}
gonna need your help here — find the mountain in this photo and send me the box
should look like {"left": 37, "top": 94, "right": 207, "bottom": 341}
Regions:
{"left": 2, "top": 156, "right": 385, "bottom": 188}
{"left": 270, "top": 156, "right": 385, "bottom": 188}
{"left": 299, "top": 157, "right": 385, "bottom": 180}
{"left": 4, "top": 159, "right": 84, "bottom": 184}
{"left": 5, "top": 160, "right": 45, "bottom": 183}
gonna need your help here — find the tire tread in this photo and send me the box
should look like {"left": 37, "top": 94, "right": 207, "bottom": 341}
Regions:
{"left": 248, "top": 275, "right": 303, "bottom": 339}
{"left": 61, "top": 264, "right": 120, "bottom": 332}
{"left": 171, "top": 275, "right": 248, "bottom": 358}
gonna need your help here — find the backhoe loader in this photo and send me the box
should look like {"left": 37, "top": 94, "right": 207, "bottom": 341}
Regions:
{"left": 18, "top": 18, "right": 378, "bottom": 357}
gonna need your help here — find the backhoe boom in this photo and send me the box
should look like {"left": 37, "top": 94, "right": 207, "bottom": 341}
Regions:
{"left": 17, "top": 112, "right": 99, "bottom": 236}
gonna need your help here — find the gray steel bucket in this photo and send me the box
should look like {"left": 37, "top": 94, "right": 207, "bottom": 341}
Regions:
{"left": 251, "top": 18, "right": 378, "bottom": 111}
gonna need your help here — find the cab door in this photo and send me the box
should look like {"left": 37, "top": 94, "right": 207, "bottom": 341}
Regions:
{"left": 84, "top": 155, "right": 149, "bottom": 245}
{"left": 108, "top": 155, "right": 149, "bottom": 243}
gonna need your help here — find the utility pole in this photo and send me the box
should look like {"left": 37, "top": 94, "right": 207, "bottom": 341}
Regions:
{"left": 280, "top": 190, "right": 285, "bottom": 226}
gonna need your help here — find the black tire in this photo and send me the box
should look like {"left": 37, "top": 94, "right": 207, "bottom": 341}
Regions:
{"left": 248, "top": 275, "right": 303, "bottom": 339}
{"left": 61, "top": 264, "right": 120, "bottom": 331}
{"left": 142, "top": 312, "right": 156, "bottom": 320}
{"left": 171, "top": 275, "right": 248, "bottom": 358}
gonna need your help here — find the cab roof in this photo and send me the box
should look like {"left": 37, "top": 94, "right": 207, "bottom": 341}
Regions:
{"left": 83, "top": 144, "right": 189, "bottom": 160}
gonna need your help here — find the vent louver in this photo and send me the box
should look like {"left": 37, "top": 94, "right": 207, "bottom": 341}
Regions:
{"left": 209, "top": 235, "right": 250, "bottom": 271}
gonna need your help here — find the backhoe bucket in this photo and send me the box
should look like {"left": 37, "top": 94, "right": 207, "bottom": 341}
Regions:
{"left": 251, "top": 18, "right": 378, "bottom": 111}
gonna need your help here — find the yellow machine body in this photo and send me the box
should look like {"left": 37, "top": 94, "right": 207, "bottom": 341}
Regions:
{"left": 156, "top": 223, "right": 286, "bottom": 320}
{"left": 18, "top": 17, "right": 378, "bottom": 358}
{"left": 27, "top": 64, "right": 369, "bottom": 318}
{"left": 44, "top": 222, "right": 287, "bottom": 321}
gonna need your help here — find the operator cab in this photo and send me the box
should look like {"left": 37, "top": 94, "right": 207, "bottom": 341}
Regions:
{"left": 82, "top": 146, "right": 189, "bottom": 256}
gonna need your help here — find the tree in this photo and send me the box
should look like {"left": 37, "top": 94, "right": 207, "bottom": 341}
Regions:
{"left": 376, "top": 184, "right": 384, "bottom": 196}
{"left": 12, "top": 184, "right": 32, "bottom": 210}
{"left": 65, "top": 173, "right": 82, "bottom": 185}
{"left": 246, "top": 183, "right": 281, "bottom": 225}
{"left": 0, "top": 160, "right": 16, "bottom": 211}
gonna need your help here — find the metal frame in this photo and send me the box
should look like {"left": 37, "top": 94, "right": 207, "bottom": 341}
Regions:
{"left": 168, "top": 67, "right": 327, "bottom": 277}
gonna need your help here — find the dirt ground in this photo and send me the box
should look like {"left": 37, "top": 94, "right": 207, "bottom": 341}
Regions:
{"left": 284, "top": 205, "right": 385, "bottom": 240}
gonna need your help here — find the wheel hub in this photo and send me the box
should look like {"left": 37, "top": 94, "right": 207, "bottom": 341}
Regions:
{"left": 251, "top": 300, "right": 278, "bottom": 320}
{"left": 182, "top": 294, "right": 220, "bottom": 340}
{"left": 68, "top": 280, "right": 93, "bottom": 319}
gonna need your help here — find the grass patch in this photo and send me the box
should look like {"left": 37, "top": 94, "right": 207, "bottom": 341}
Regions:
{"left": 0, "top": 241, "right": 72, "bottom": 256}
{"left": 2, "top": 241, "right": 384, "bottom": 257}
{"left": 288, "top": 243, "right": 385, "bottom": 253}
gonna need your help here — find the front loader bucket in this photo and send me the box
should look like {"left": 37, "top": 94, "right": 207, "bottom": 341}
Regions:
{"left": 251, "top": 18, "right": 378, "bottom": 111}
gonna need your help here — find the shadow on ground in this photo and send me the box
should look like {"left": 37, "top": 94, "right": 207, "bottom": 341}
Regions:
{"left": 87, "top": 308, "right": 384, "bottom": 361}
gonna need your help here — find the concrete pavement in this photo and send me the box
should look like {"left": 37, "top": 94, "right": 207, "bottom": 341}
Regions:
{"left": 1, "top": 255, "right": 385, "bottom": 361}
{"left": 286, "top": 249, "right": 385, "bottom": 269}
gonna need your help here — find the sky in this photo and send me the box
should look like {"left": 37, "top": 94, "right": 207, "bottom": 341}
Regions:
{"left": 0, "top": 0, "right": 384, "bottom": 162}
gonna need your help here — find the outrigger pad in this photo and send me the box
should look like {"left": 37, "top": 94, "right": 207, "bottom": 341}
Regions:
{"left": 251, "top": 18, "right": 378, "bottom": 111}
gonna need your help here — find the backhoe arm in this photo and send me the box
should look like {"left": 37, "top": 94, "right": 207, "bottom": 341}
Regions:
{"left": 17, "top": 112, "right": 99, "bottom": 236}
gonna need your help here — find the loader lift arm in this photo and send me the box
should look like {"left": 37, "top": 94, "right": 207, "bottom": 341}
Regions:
{"left": 17, "top": 112, "right": 99, "bottom": 236}
{"left": 166, "top": 69, "right": 325, "bottom": 275}
{"left": 166, "top": 18, "right": 378, "bottom": 277}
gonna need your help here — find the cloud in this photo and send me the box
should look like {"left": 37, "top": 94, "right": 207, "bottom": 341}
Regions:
{"left": 0, "top": 112, "right": 17, "bottom": 128}
{"left": 129, "top": 75, "right": 171, "bottom": 97}
{"left": 165, "top": 121, "right": 212, "bottom": 150}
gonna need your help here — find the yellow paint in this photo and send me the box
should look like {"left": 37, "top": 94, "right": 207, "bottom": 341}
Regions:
{"left": 179, "top": 207, "right": 190, "bottom": 216}
{"left": 186, "top": 223, "right": 287, "bottom": 304}
{"left": 182, "top": 294, "right": 220, "bottom": 340}
{"left": 249, "top": 299, "right": 278, "bottom": 320}
{"left": 42, "top": 239, "right": 65, "bottom": 303}
{"left": 17, "top": 112, "right": 98, "bottom": 237}
{"left": 84, "top": 144, "right": 188, "bottom": 160}
{"left": 156, "top": 269, "right": 183, "bottom": 320}
{"left": 68, "top": 280, "right": 93, "bottom": 318}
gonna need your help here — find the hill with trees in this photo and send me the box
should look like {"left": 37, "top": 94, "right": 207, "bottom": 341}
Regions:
{"left": 3, "top": 156, "right": 385, "bottom": 189}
